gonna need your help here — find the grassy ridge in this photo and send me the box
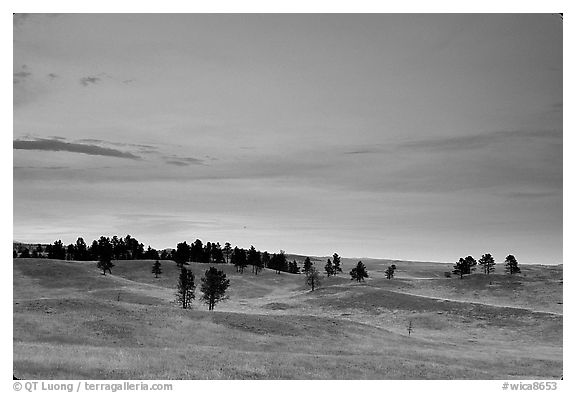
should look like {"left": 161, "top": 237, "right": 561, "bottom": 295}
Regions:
{"left": 13, "top": 258, "right": 562, "bottom": 379}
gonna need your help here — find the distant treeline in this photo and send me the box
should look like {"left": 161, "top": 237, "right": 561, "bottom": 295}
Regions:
{"left": 13, "top": 235, "right": 300, "bottom": 274}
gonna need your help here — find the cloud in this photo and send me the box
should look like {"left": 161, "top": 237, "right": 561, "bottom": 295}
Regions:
{"left": 13, "top": 138, "right": 141, "bottom": 160}
{"left": 79, "top": 76, "right": 101, "bottom": 86}
{"left": 14, "top": 65, "right": 32, "bottom": 84}
{"left": 505, "top": 191, "right": 558, "bottom": 199}
{"left": 343, "top": 147, "right": 381, "bottom": 155}
{"left": 399, "top": 129, "right": 561, "bottom": 152}
{"left": 14, "top": 165, "right": 68, "bottom": 171}
{"left": 164, "top": 155, "right": 205, "bottom": 166}
{"left": 14, "top": 71, "right": 31, "bottom": 79}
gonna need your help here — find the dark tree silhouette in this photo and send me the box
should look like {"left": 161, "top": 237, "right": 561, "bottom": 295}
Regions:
{"left": 191, "top": 239, "right": 204, "bottom": 262}
{"left": 276, "top": 250, "right": 288, "bottom": 274}
{"left": 74, "top": 237, "right": 89, "bottom": 261}
{"left": 96, "top": 236, "right": 114, "bottom": 275}
{"left": 478, "top": 253, "right": 496, "bottom": 275}
{"left": 231, "top": 247, "right": 247, "bottom": 273}
{"left": 152, "top": 260, "right": 162, "bottom": 278}
{"left": 385, "top": 265, "right": 395, "bottom": 279}
{"left": 325, "top": 259, "right": 334, "bottom": 277}
{"left": 261, "top": 251, "right": 270, "bottom": 268}
{"left": 97, "top": 258, "right": 115, "bottom": 275}
{"left": 463, "top": 256, "right": 477, "bottom": 274}
{"left": 47, "top": 240, "right": 66, "bottom": 260}
{"left": 305, "top": 266, "right": 321, "bottom": 291}
{"left": 13, "top": 249, "right": 17, "bottom": 258}
{"left": 144, "top": 246, "right": 159, "bottom": 260}
{"left": 200, "top": 267, "right": 230, "bottom": 311}
{"left": 269, "top": 250, "right": 288, "bottom": 274}
{"left": 89, "top": 240, "right": 99, "bottom": 261}
{"left": 288, "top": 260, "right": 300, "bottom": 274}
{"left": 19, "top": 248, "right": 30, "bottom": 258}
{"left": 504, "top": 254, "right": 521, "bottom": 274}
{"left": 211, "top": 242, "right": 225, "bottom": 263}
{"left": 247, "top": 246, "right": 262, "bottom": 275}
{"left": 303, "top": 257, "right": 312, "bottom": 274}
{"left": 452, "top": 258, "right": 467, "bottom": 279}
{"left": 174, "top": 241, "right": 191, "bottom": 267}
{"left": 66, "top": 244, "right": 74, "bottom": 260}
{"left": 350, "top": 261, "right": 368, "bottom": 282}
{"left": 176, "top": 267, "right": 195, "bottom": 309}
{"left": 223, "top": 242, "right": 233, "bottom": 264}
{"left": 332, "top": 253, "right": 342, "bottom": 275}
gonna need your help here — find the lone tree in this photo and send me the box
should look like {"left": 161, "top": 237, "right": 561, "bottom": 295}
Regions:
{"left": 152, "top": 260, "right": 162, "bottom": 278}
{"left": 332, "top": 253, "right": 342, "bottom": 275}
{"left": 350, "top": 261, "right": 368, "bottom": 282}
{"left": 478, "top": 253, "right": 496, "bottom": 275}
{"left": 200, "top": 267, "right": 230, "bottom": 311}
{"left": 97, "top": 258, "right": 114, "bottom": 275}
{"left": 303, "top": 257, "right": 313, "bottom": 274}
{"left": 176, "top": 267, "right": 195, "bottom": 309}
{"left": 305, "top": 266, "right": 322, "bottom": 291}
{"left": 325, "top": 259, "right": 334, "bottom": 277}
{"left": 385, "top": 265, "right": 395, "bottom": 279}
{"left": 504, "top": 254, "right": 521, "bottom": 275}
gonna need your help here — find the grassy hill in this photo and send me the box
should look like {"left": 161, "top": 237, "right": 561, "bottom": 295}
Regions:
{"left": 13, "top": 258, "right": 562, "bottom": 379}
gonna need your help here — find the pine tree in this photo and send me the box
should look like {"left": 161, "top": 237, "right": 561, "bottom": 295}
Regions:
{"left": 175, "top": 241, "right": 191, "bottom": 267}
{"left": 200, "top": 267, "right": 230, "bottom": 311}
{"left": 288, "top": 260, "right": 300, "bottom": 274}
{"left": 247, "top": 246, "right": 262, "bottom": 274}
{"left": 463, "top": 256, "right": 477, "bottom": 274}
{"left": 303, "top": 257, "right": 312, "bottom": 274}
{"left": 97, "top": 258, "right": 115, "bottom": 275}
{"left": 223, "top": 242, "right": 233, "bottom": 264}
{"left": 305, "top": 266, "right": 321, "bottom": 291}
{"left": 350, "top": 261, "right": 369, "bottom": 282}
{"left": 385, "top": 265, "right": 395, "bottom": 279}
{"left": 332, "top": 253, "right": 342, "bottom": 275}
{"left": 504, "top": 254, "right": 521, "bottom": 274}
{"left": 231, "top": 247, "right": 247, "bottom": 273}
{"left": 325, "top": 259, "right": 334, "bottom": 277}
{"left": 152, "top": 260, "right": 162, "bottom": 278}
{"left": 478, "top": 253, "right": 496, "bottom": 275}
{"left": 176, "top": 267, "right": 195, "bottom": 309}
{"left": 261, "top": 251, "right": 270, "bottom": 268}
{"left": 452, "top": 258, "right": 467, "bottom": 279}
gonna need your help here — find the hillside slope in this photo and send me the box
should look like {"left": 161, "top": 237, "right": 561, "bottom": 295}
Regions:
{"left": 13, "top": 258, "right": 562, "bottom": 379}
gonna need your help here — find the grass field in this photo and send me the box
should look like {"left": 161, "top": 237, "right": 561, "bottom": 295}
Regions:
{"left": 13, "top": 257, "right": 562, "bottom": 379}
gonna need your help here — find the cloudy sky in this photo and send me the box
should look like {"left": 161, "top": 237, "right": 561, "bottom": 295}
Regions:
{"left": 13, "top": 14, "right": 562, "bottom": 264}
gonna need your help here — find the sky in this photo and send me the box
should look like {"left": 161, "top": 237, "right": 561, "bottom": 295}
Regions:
{"left": 13, "top": 13, "right": 562, "bottom": 264}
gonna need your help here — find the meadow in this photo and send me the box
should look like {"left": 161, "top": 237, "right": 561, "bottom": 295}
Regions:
{"left": 13, "top": 257, "right": 562, "bottom": 379}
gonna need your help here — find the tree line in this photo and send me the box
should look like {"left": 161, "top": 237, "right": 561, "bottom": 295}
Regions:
{"left": 451, "top": 253, "right": 521, "bottom": 278}
{"left": 14, "top": 235, "right": 301, "bottom": 274}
